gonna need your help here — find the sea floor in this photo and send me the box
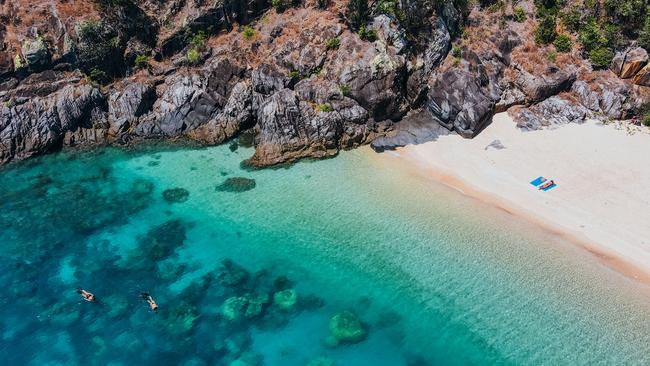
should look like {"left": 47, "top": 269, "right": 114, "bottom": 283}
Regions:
{"left": 1, "top": 141, "right": 650, "bottom": 365}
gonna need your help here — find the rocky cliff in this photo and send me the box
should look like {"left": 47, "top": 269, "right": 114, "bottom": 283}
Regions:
{"left": 0, "top": 0, "right": 648, "bottom": 166}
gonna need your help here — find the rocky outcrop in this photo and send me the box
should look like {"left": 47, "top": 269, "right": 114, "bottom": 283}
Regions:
{"left": 0, "top": 80, "right": 106, "bottom": 164}
{"left": 0, "top": 0, "right": 648, "bottom": 167}
{"left": 571, "top": 75, "right": 643, "bottom": 120}
{"left": 370, "top": 109, "right": 451, "bottom": 151}
{"left": 426, "top": 68, "right": 495, "bottom": 138}
{"left": 510, "top": 95, "right": 588, "bottom": 130}
{"left": 512, "top": 65, "right": 576, "bottom": 103}
{"left": 246, "top": 79, "right": 374, "bottom": 167}
{"left": 107, "top": 81, "right": 157, "bottom": 137}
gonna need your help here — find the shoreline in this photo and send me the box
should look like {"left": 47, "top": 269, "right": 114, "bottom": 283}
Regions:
{"left": 386, "top": 113, "right": 650, "bottom": 286}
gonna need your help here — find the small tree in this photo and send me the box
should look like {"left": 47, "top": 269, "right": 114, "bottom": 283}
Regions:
{"left": 325, "top": 37, "right": 340, "bottom": 50}
{"left": 513, "top": 6, "right": 526, "bottom": 22}
{"left": 134, "top": 55, "right": 149, "bottom": 69}
{"left": 347, "top": 0, "right": 369, "bottom": 31}
{"left": 535, "top": 16, "right": 557, "bottom": 44}
{"left": 242, "top": 26, "right": 256, "bottom": 41}
{"left": 553, "top": 34, "right": 572, "bottom": 52}
{"left": 589, "top": 47, "right": 614, "bottom": 69}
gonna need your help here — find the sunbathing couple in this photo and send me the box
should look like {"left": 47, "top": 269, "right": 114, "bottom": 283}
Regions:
{"left": 538, "top": 179, "right": 555, "bottom": 190}
{"left": 76, "top": 288, "right": 158, "bottom": 312}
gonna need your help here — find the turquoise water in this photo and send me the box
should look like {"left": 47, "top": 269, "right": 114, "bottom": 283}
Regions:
{"left": 2, "top": 141, "right": 650, "bottom": 365}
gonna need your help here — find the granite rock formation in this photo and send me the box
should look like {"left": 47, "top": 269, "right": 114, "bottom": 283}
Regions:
{"left": 0, "top": 0, "right": 648, "bottom": 165}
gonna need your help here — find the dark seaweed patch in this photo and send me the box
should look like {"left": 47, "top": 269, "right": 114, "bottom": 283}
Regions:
{"left": 162, "top": 188, "right": 190, "bottom": 203}
{"left": 215, "top": 177, "right": 256, "bottom": 193}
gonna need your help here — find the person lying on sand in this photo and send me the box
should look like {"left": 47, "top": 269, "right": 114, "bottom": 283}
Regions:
{"left": 77, "top": 288, "right": 95, "bottom": 302}
{"left": 539, "top": 180, "right": 555, "bottom": 190}
{"left": 141, "top": 292, "right": 158, "bottom": 312}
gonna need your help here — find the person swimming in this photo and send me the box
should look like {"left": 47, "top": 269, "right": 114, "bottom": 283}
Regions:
{"left": 539, "top": 180, "right": 555, "bottom": 190}
{"left": 77, "top": 288, "right": 96, "bottom": 302}
{"left": 141, "top": 292, "right": 158, "bottom": 312}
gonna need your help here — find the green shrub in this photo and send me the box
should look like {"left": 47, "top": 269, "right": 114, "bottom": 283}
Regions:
{"left": 190, "top": 31, "right": 207, "bottom": 49}
{"left": 358, "top": 25, "right": 377, "bottom": 41}
{"left": 487, "top": 0, "right": 504, "bottom": 13}
{"left": 76, "top": 19, "right": 123, "bottom": 78}
{"left": 339, "top": 84, "right": 351, "bottom": 96}
{"left": 242, "top": 26, "right": 256, "bottom": 41}
{"left": 535, "top": 15, "right": 557, "bottom": 44}
{"left": 310, "top": 66, "right": 322, "bottom": 76}
{"left": 325, "top": 37, "right": 340, "bottom": 50}
{"left": 452, "top": 45, "right": 462, "bottom": 58}
{"left": 288, "top": 70, "right": 300, "bottom": 79}
{"left": 134, "top": 55, "right": 149, "bottom": 69}
{"left": 638, "top": 103, "right": 650, "bottom": 127}
{"left": 186, "top": 48, "right": 200, "bottom": 64}
{"left": 640, "top": 17, "right": 650, "bottom": 51}
{"left": 88, "top": 68, "right": 109, "bottom": 84}
{"left": 347, "top": 0, "right": 369, "bottom": 30}
{"left": 316, "top": 104, "right": 333, "bottom": 112}
{"left": 641, "top": 113, "right": 650, "bottom": 127}
{"left": 602, "top": 22, "right": 622, "bottom": 50}
{"left": 553, "top": 34, "right": 572, "bottom": 52}
{"left": 589, "top": 47, "right": 614, "bottom": 69}
{"left": 272, "top": 0, "right": 289, "bottom": 12}
{"left": 513, "top": 6, "right": 526, "bottom": 22}
{"left": 559, "top": 8, "right": 582, "bottom": 32}
{"left": 602, "top": 0, "right": 646, "bottom": 34}
{"left": 546, "top": 50, "right": 557, "bottom": 62}
{"left": 578, "top": 19, "right": 607, "bottom": 52}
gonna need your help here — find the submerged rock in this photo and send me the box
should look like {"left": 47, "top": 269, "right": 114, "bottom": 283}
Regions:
{"left": 327, "top": 310, "right": 367, "bottom": 346}
{"left": 165, "top": 302, "right": 200, "bottom": 335}
{"left": 216, "top": 177, "right": 256, "bottom": 192}
{"left": 217, "top": 259, "right": 249, "bottom": 287}
{"left": 162, "top": 187, "right": 190, "bottom": 203}
{"left": 222, "top": 294, "right": 269, "bottom": 321}
{"left": 273, "top": 289, "right": 298, "bottom": 311}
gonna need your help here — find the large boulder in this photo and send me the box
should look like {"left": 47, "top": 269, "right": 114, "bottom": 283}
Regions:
{"left": 509, "top": 95, "right": 589, "bottom": 130}
{"left": 426, "top": 68, "right": 495, "bottom": 138}
{"left": 633, "top": 64, "right": 650, "bottom": 87}
{"left": 327, "top": 310, "right": 367, "bottom": 346}
{"left": 610, "top": 47, "right": 648, "bottom": 79}
{"left": 370, "top": 109, "right": 451, "bottom": 151}
{"left": 21, "top": 38, "right": 51, "bottom": 69}
{"left": 513, "top": 65, "right": 576, "bottom": 103}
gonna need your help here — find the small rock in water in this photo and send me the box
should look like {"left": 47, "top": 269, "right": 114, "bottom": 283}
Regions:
{"left": 229, "top": 141, "right": 239, "bottom": 152}
{"left": 162, "top": 188, "right": 190, "bottom": 203}
{"left": 327, "top": 310, "right": 367, "bottom": 346}
{"left": 216, "top": 177, "right": 256, "bottom": 192}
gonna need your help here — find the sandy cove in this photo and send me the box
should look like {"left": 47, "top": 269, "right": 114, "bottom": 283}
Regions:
{"left": 394, "top": 113, "right": 650, "bottom": 283}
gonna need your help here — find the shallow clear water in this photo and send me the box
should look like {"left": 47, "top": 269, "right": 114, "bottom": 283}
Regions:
{"left": 1, "top": 142, "right": 650, "bottom": 366}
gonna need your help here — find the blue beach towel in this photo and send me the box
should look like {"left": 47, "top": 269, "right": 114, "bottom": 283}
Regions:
{"left": 541, "top": 183, "right": 556, "bottom": 191}
{"left": 530, "top": 176, "right": 546, "bottom": 186}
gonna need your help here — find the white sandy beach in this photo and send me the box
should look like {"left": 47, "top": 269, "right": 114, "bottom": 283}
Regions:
{"left": 397, "top": 113, "right": 650, "bottom": 281}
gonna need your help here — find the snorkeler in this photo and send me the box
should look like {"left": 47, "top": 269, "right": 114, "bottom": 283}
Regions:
{"left": 77, "top": 288, "right": 96, "bottom": 302}
{"left": 141, "top": 292, "right": 159, "bottom": 312}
